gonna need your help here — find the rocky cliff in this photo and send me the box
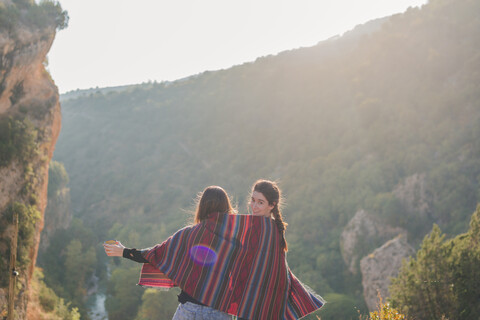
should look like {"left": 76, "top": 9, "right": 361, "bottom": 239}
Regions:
{"left": 340, "top": 209, "right": 405, "bottom": 275}
{"left": 360, "top": 235, "right": 415, "bottom": 311}
{"left": 0, "top": 2, "right": 64, "bottom": 318}
{"left": 341, "top": 173, "right": 433, "bottom": 311}
{"left": 393, "top": 173, "right": 432, "bottom": 221}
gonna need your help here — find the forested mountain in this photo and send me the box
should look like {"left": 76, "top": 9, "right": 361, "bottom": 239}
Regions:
{"left": 42, "top": 0, "right": 480, "bottom": 318}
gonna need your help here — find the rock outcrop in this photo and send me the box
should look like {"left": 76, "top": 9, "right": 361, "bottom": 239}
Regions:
{"left": 360, "top": 235, "right": 415, "bottom": 311}
{"left": 340, "top": 209, "right": 405, "bottom": 274}
{"left": 341, "top": 173, "right": 432, "bottom": 309}
{"left": 0, "top": 3, "right": 62, "bottom": 318}
{"left": 393, "top": 173, "right": 432, "bottom": 220}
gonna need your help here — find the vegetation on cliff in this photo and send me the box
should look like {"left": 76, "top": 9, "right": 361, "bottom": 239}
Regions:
{"left": 0, "top": 116, "right": 37, "bottom": 167}
{"left": 0, "top": 0, "right": 68, "bottom": 33}
{"left": 0, "top": 116, "right": 45, "bottom": 289}
{"left": 0, "top": 0, "right": 67, "bottom": 317}
{"left": 27, "top": 268, "right": 80, "bottom": 320}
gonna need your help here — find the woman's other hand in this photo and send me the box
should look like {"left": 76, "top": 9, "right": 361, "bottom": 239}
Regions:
{"left": 103, "top": 241, "right": 125, "bottom": 257}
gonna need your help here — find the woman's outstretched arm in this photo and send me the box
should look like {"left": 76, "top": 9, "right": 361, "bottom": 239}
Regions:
{"left": 103, "top": 241, "right": 149, "bottom": 263}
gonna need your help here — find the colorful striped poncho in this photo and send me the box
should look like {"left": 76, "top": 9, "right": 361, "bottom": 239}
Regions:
{"left": 138, "top": 212, "right": 324, "bottom": 319}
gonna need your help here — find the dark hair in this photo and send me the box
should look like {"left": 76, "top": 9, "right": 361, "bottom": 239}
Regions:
{"left": 252, "top": 179, "right": 288, "bottom": 252}
{"left": 194, "top": 186, "right": 235, "bottom": 224}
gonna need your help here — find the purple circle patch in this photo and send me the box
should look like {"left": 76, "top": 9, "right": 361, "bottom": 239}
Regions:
{"left": 190, "top": 245, "right": 217, "bottom": 266}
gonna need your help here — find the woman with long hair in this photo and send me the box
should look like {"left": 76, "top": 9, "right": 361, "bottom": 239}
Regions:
{"left": 104, "top": 186, "right": 236, "bottom": 319}
{"left": 249, "top": 179, "right": 288, "bottom": 252}
{"left": 104, "top": 183, "right": 324, "bottom": 319}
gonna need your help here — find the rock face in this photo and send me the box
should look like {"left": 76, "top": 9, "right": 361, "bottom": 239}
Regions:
{"left": 340, "top": 209, "right": 405, "bottom": 274}
{"left": 341, "top": 174, "right": 431, "bottom": 309}
{"left": 393, "top": 173, "right": 431, "bottom": 220}
{"left": 0, "top": 5, "right": 61, "bottom": 319}
{"left": 360, "top": 235, "right": 415, "bottom": 311}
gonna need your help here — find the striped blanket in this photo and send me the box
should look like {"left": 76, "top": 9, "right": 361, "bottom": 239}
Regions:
{"left": 138, "top": 212, "right": 324, "bottom": 319}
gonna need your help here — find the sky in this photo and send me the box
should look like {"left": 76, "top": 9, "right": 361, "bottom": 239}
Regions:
{"left": 47, "top": 0, "right": 428, "bottom": 94}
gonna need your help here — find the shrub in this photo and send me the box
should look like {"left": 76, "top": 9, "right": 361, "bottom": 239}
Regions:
{"left": 39, "top": 282, "right": 57, "bottom": 312}
{"left": 358, "top": 294, "right": 408, "bottom": 320}
{"left": 0, "top": 116, "right": 38, "bottom": 167}
{"left": 2, "top": 202, "right": 41, "bottom": 271}
{"left": 369, "top": 300, "right": 406, "bottom": 320}
{"left": 34, "top": 269, "right": 81, "bottom": 319}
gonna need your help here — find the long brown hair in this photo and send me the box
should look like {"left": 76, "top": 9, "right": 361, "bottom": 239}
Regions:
{"left": 251, "top": 179, "right": 288, "bottom": 252}
{"left": 194, "top": 186, "right": 235, "bottom": 223}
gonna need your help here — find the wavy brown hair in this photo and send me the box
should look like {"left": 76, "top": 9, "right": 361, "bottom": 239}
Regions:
{"left": 194, "top": 186, "right": 235, "bottom": 223}
{"left": 251, "top": 179, "right": 288, "bottom": 252}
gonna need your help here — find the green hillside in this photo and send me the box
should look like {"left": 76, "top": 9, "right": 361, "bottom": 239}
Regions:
{"left": 43, "top": 0, "right": 480, "bottom": 318}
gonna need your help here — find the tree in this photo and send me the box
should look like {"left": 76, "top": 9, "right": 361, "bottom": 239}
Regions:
{"left": 390, "top": 205, "right": 480, "bottom": 320}
{"left": 135, "top": 288, "right": 179, "bottom": 320}
{"left": 48, "top": 161, "right": 69, "bottom": 197}
{"left": 64, "top": 239, "right": 96, "bottom": 315}
{"left": 315, "top": 293, "right": 361, "bottom": 320}
{"left": 105, "top": 267, "right": 145, "bottom": 320}
{"left": 449, "top": 206, "right": 480, "bottom": 319}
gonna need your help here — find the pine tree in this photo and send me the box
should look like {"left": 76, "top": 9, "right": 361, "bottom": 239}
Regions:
{"left": 390, "top": 206, "right": 480, "bottom": 320}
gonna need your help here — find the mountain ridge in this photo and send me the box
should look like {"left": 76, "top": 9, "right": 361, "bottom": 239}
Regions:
{"left": 48, "top": 0, "right": 480, "bottom": 318}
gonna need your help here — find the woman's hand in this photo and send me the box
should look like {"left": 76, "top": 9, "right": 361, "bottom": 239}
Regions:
{"left": 103, "top": 241, "right": 125, "bottom": 257}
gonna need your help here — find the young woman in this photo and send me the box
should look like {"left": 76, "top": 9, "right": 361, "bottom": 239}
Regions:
{"left": 104, "top": 183, "right": 324, "bottom": 319}
{"left": 249, "top": 179, "right": 288, "bottom": 252}
{"left": 104, "top": 186, "right": 236, "bottom": 319}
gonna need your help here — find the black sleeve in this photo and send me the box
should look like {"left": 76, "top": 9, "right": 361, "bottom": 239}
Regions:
{"left": 123, "top": 248, "right": 149, "bottom": 263}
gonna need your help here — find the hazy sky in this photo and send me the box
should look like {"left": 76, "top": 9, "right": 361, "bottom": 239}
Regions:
{"left": 48, "top": 0, "right": 427, "bottom": 93}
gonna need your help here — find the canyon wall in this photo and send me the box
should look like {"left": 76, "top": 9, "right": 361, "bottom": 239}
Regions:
{"left": 0, "top": 4, "right": 62, "bottom": 318}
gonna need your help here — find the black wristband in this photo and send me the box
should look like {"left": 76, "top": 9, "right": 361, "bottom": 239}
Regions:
{"left": 123, "top": 248, "right": 149, "bottom": 263}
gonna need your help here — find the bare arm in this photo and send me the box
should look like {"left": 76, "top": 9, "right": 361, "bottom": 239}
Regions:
{"left": 103, "top": 241, "right": 125, "bottom": 257}
{"left": 103, "top": 241, "right": 149, "bottom": 263}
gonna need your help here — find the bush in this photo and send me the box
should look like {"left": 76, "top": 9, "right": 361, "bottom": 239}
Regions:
{"left": 0, "top": 116, "right": 38, "bottom": 167}
{"left": 34, "top": 268, "right": 81, "bottom": 319}
{"left": 39, "top": 282, "right": 58, "bottom": 312}
{"left": 56, "top": 300, "right": 80, "bottom": 320}
{"left": 357, "top": 293, "right": 407, "bottom": 320}
{"left": 0, "top": 202, "right": 40, "bottom": 285}
{"left": 369, "top": 299, "right": 406, "bottom": 320}
{"left": 10, "top": 202, "right": 41, "bottom": 268}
